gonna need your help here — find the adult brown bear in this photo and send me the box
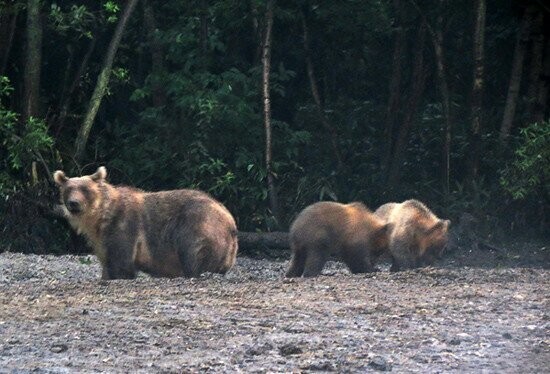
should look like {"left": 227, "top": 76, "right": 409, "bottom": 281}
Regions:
{"left": 375, "top": 199, "right": 450, "bottom": 271}
{"left": 53, "top": 167, "right": 238, "bottom": 280}
{"left": 286, "top": 201, "right": 393, "bottom": 277}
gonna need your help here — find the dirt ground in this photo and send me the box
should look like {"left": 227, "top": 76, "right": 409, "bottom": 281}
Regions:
{"left": 0, "top": 243, "right": 548, "bottom": 373}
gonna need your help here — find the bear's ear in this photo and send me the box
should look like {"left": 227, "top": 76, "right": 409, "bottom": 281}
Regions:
{"left": 53, "top": 170, "right": 68, "bottom": 185}
{"left": 382, "top": 222, "right": 395, "bottom": 234}
{"left": 90, "top": 166, "right": 107, "bottom": 182}
{"left": 376, "top": 222, "right": 394, "bottom": 238}
{"left": 425, "top": 219, "right": 449, "bottom": 234}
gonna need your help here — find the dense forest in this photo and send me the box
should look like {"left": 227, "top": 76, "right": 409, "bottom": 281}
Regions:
{"left": 0, "top": 0, "right": 548, "bottom": 253}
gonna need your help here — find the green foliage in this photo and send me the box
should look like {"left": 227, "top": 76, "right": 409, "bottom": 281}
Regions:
{"left": 500, "top": 121, "right": 550, "bottom": 200}
{"left": 3, "top": 116, "right": 53, "bottom": 170}
{"left": 103, "top": 1, "right": 120, "bottom": 23}
{"left": 1, "top": 0, "right": 548, "bottom": 253}
{"left": 0, "top": 77, "right": 54, "bottom": 193}
{"left": 49, "top": 3, "right": 95, "bottom": 39}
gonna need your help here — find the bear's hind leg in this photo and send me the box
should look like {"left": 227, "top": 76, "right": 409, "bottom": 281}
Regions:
{"left": 389, "top": 256, "right": 400, "bottom": 272}
{"left": 302, "top": 247, "right": 329, "bottom": 277}
{"left": 286, "top": 247, "right": 307, "bottom": 277}
{"left": 177, "top": 239, "right": 213, "bottom": 278}
{"left": 342, "top": 245, "right": 376, "bottom": 274}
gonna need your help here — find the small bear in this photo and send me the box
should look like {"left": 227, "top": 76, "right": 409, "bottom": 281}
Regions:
{"left": 375, "top": 199, "right": 450, "bottom": 271}
{"left": 286, "top": 201, "right": 393, "bottom": 277}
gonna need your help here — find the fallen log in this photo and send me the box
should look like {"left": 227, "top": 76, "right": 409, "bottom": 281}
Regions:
{"left": 237, "top": 231, "right": 289, "bottom": 250}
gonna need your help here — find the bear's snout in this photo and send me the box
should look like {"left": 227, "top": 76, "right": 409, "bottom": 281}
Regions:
{"left": 66, "top": 200, "right": 82, "bottom": 214}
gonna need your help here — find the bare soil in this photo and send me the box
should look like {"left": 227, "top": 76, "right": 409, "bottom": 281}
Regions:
{"left": 0, "top": 243, "right": 548, "bottom": 373}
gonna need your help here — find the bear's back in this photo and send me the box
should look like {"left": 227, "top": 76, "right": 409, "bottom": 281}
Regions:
{"left": 290, "top": 201, "right": 383, "bottom": 249}
{"left": 388, "top": 200, "right": 439, "bottom": 235}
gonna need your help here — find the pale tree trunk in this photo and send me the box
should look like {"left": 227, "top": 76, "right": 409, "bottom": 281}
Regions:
{"left": 22, "top": 0, "right": 42, "bottom": 122}
{"left": 469, "top": 0, "right": 486, "bottom": 180}
{"left": 251, "top": 1, "right": 263, "bottom": 65}
{"left": 262, "top": 0, "right": 281, "bottom": 225}
{"left": 0, "top": 6, "right": 18, "bottom": 77}
{"left": 301, "top": 9, "right": 343, "bottom": 171}
{"left": 387, "top": 22, "right": 427, "bottom": 187}
{"left": 143, "top": 0, "right": 166, "bottom": 108}
{"left": 526, "top": 10, "right": 544, "bottom": 122}
{"left": 382, "top": 0, "right": 406, "bottom": 176}
{"left": 74, "top": 0, "right": 140, "bottom": 161}
{"left": 499, "top": 5, "right": 536, "bottom": 144}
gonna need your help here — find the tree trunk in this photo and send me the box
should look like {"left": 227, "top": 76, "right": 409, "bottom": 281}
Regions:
{"left": 431, "top": 9, "right": 452, "bottom": 197}
{"left": 469, "top": 0, "right": 486, "bottom": 180}
{"left": 301, "top": 9, "right": 343, "bottom": 171}
{"left": 410, "top": 0, "right": 453, "bottom": 196}
{"left": 22, "top": 0, "right": 42, "bottom": 122}
{"left": 382, "top": 0, "right": 406, "bottom": 176}
{"left": 533, "top": 35, "right": 550, "bottom": 122}
{"left": 143, "top": 0, "right": 166, "bottom": 108}
{"left": 526, "top": 10, "right": 544, "bottom": 122}
{"left": 74, "top": 0, "right": 140, "bottom": 161}
{"left": 55, "top": 37, "right": 97, "bottom": 136}
{"left": 237, "top": 231, "right": 289, "bottom": 250}
{"left": 199, "top": 0, "right": 208, "bottom": 53}
{"left": 251, "top": 1, "right": 263, "bottom": 65}
{"left": 499, "top": 5, "right": 536, "bottom": 144}
{"left": 387, "top": 22, "right": 427, "bottom": 187}
{"left": 262, "top": 0, "right": 280, "bottom": 226}
{"left": 0, "top": 6, "right": 18, "bottom": 77}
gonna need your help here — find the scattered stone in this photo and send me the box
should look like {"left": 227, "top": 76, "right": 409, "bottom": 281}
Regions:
{"left": 246, "top": 343, "right": 272, "bottom": 356}
{"left": 278, "top": 343, "right": 303, "bottom": 356}
{"left": 368, "top": 356, "right": 391, "bottom": 371}
{"left": 302, "top": 361, "right": 337, "bottom": 371}
{"left": 51, "top": 344, "right": 68, "bottom": 353}
{"left": 448, "top": 338, "right": 461, "bottom": 346}
{"left": 0, "top": 252, "right": 548, "bottom": 372}
{"left": 412, "top": 354, "right": 429, "bottom": 363}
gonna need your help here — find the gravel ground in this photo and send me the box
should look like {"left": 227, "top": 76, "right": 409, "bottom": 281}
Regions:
{"left": 0, "top": 250, "right": 548, "bottom": 373}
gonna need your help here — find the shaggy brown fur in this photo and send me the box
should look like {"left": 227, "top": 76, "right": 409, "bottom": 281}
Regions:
{"left": 53, "top": 167, "right": 238, "bottom": 280}
{"left": 374, "top": 199, "right": 450, "bottom": 271}
{"left": 286, "top": 201, "right": 393, "bottom": 277}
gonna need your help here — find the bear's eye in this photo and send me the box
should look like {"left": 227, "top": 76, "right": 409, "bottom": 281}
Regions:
{"left": 80, "top": 186, "right": 92, "bottom": 199}
{"left": 62, "top": 187, "right": 74, "bottom": 201}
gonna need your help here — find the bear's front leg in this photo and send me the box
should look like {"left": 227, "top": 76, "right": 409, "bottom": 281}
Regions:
{"left": 101, "top": 233, "right": 137, "bottom": 280}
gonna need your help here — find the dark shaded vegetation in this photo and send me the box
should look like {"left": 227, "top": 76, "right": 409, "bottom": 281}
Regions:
{"left": 0, "top": 0, "right": 548, "bottom": 254}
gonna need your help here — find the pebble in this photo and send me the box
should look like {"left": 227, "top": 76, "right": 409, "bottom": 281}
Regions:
{"left": 51, "top": 344, "right": 68, "bottom": 353}
{"left": 369, "top": 356, "right": 391, "bottom": 371}
{"left": 278, "top": 343, "right": 303, "bottom": 356}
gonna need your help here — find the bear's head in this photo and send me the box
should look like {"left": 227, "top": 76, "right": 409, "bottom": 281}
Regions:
{"left": 418, "top": 219, "right": 451, "bottom": 265}
{"left": 53, "top": 166, "right": 107, "bottom": 216}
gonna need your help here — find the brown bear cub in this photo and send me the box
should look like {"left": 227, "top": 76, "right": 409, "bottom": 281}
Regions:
{"left": 53, "top": 167, "right": 238, "bottom": 280}
{"left": 286, "top": 201, "right": 393, "bottom": 277}
{"left": 375, "top": 199, "right": 450, "bottom": 272}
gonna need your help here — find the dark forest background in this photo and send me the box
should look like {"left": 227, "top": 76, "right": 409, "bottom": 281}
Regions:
{"left": 0, "top": 0, "right": 548, "bottom": 254}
